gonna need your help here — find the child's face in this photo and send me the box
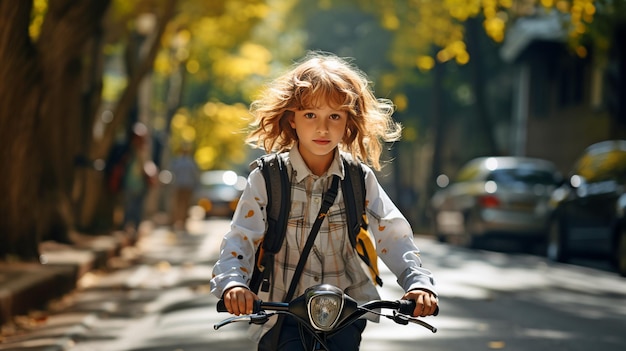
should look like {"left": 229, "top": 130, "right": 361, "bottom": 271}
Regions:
{"left": 289, "top": 102, "right": 348, "bottom": 165}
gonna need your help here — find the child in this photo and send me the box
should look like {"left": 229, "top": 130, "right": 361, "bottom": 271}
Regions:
{"left": 210, "top": 51, "right": 437, "bottom": 351}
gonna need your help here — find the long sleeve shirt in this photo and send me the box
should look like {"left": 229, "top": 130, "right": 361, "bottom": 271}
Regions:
{"left": 210, "top": 146, "right": 436, "bottom": 341}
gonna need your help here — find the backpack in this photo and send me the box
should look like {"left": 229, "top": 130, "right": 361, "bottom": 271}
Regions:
{"left": 249, "top": 152, "right": 383, "bottom": 294}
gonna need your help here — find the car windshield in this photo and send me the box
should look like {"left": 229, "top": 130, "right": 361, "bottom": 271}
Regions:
{"left": 203, "top": 183, "right": 240, "bottom": 201}
{"left": 197, "top": 170, "right": 246, "bottom": 202}
{"left": 487, "top": 168, "right": 556, "bottom": 185}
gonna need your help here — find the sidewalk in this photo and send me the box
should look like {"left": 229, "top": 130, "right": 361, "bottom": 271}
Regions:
{"left": 0, "top": 229, "right": 132, "bottom": 326}
{"left": 0, "top": 215, "right": 228, "bottom": 350}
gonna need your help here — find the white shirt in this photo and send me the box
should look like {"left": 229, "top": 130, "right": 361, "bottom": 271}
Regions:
{"left": 210, "top": 146, "right": 436, "bottom": 341}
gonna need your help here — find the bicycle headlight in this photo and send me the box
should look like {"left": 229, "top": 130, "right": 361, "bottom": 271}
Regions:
{"left": 305, "top": 284, "right": 344, "bottom": 331}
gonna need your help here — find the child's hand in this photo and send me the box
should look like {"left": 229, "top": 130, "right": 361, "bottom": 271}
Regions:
{"left": 222, "top": 286, "right": 260, "bottom": 316}
{"left": 402, "top": 289, "right": 438, "bottom": 317}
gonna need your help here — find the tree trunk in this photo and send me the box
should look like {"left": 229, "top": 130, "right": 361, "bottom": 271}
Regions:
{"left": 0, "top": 0, "right": 111, "bottom": 260}
{"left": 429, "top": 58, "right": 445, "bottom": 201}
{"left": 0, "top": 1, "right": 43, "bottom": 259}
{"left": 608, "top": 23, "right": 626, "bottom": 138}
{"left": 466, "top": 17, "right": 498, "bottom": 155}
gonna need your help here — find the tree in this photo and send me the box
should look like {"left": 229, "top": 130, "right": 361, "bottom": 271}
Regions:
{"left": 77, "top": 0, "right": 296, "bottom": 233}
{"left": 77, "top": 0, "right": 177, "bottom": 233}
{"left": 0, "top": 0, "right": 178, "bottom": 260}
{"left": 163, "top": 0, "right": 276, "bottom": 170}
{"left": 0, "top": 0, "right": 112, "bottom": 260}
{"left": 0, "top": 0, "right": 302, "bottom": 260}
{"left": 296, "top": 0, "right": 615, "bottom": 228}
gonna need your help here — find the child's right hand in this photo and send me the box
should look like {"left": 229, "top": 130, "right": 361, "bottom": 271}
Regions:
{"left": 222, "top": 286, "right": 260, "bottom": 316}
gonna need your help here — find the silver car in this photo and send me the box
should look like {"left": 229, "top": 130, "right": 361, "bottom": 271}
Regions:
{"left": 430, "top": 156, "right": 561, "bottom": 248}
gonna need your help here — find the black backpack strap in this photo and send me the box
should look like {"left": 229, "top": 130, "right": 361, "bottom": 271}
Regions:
{"left": 341, "top": 156, "right": 365, "bottom": 248}
{"left": 342, "top": 156, "right": 383, "bottom": 286}
{"left": 285, "top": 175, "right": 340, "bottom": 301}
{"left": 249, "top": 153, "right": 291, "bottom": 293}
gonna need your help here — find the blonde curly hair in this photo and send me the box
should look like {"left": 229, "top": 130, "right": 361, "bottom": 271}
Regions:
{"left": 246, "top": 51, "right": 401, "bottom": 170}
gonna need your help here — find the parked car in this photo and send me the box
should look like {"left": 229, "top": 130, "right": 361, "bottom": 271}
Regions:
{"left": 547, "top": 140, "right": 626, "bottom": 276}
{"left": 430, "top": 156, "right": 561, "bottom": 248}
{"left": 194, "top": 170, "right": 246, "bottom": 218}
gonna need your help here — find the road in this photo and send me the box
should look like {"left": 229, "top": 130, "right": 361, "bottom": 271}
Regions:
{"left": 363, "top": 237, "right": 626, "bottom": 351}
{"left": 2, "top": 216, "right": 625, "bottom": 351}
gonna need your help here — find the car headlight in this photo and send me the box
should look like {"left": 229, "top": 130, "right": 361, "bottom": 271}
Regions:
{"left": 305, "top": 284, "right": 344, "bottom": 331}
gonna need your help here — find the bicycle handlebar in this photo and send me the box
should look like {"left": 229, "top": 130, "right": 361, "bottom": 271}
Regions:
{"left": 216, "top": 297, "right": 438, "bottom": 333}
{"left": 217, "top": 298, "right": 437, "bottom": 317}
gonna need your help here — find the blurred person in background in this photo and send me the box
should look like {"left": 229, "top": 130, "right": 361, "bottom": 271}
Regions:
{"left": 169, "top": 145, "right": 199, "bottom": 231}
{"left": 121, "top": 122, "right": 158, "bottom": 241}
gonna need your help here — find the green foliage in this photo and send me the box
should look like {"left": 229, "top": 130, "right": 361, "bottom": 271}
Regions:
{"left": 170, "top": 102, "right": 250, "bottom": 170}
{"left": 29, "top": 0, "right": 47, "bottom": 40}
{"left": 105, "top": 0, "right": 622, "bottom": 170}
{"left": 353, "top": 0, "right": 614, "bottom": 68}
{"left": 137, "top": 0, "right": 293, "bottom": 169}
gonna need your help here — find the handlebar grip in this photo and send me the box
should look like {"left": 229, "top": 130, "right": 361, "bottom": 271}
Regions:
{"left": 216, "top": 299, "right": 264, "bottom": 313}
{"left": 217, "top": 299, "right": 228, "bottom": 313}
{"left": 398, "top": 299, "right": 415, "bottom": 315}
{"left": 398, "top": 300, "right": 440, "bottom": 316}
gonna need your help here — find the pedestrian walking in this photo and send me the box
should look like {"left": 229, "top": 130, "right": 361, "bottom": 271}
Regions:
{"left": 121, "top": 122, "right": 158, "bottom": 241}
{"left": 169, "top": 145, "right": 199, "bottom": 231}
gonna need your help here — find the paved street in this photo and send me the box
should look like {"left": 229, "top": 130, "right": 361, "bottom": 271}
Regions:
{"left": 1, "top": 212, "right": 625, "bottom": 351}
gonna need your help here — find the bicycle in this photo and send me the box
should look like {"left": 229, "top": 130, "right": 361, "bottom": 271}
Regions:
{"left": 215, "top": 283, "right": 438, "bottom": 351}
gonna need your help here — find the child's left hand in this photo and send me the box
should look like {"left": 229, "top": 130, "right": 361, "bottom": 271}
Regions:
{"left": 402, "top": 289, "right": 438, "bottom": 317}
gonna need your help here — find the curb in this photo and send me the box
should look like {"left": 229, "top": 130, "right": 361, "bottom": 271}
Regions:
{"left": 0, "top": 231, "right": 129, "bottom": 326}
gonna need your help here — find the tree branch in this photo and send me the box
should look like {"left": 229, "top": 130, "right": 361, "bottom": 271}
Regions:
{"left": 91, "top": 0, "right": 177, "bottom": 160}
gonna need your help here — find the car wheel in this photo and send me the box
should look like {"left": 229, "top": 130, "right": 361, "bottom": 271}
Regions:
{"left": 463, "top": 212, "right": 481, "bottom": 249}
{"left": 616, "top": 228, "right": 626, "bottom": 277}
{"left": 547, "top": 218, "right": 569, "bottom": 263}
{"left": 430, "top": 213, "right": 447, "bottom": 243}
